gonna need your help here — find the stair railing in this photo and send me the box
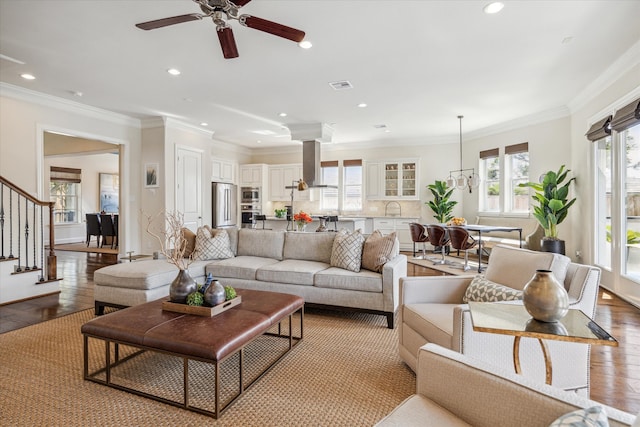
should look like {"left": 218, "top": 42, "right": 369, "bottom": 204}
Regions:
{"left": 0, "top": 175, "right": 57, "bottom": 281}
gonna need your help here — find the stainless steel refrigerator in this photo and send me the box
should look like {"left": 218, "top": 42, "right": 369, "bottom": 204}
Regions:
{"left": 212, "top": 182, "right": 238, "bottom": 228}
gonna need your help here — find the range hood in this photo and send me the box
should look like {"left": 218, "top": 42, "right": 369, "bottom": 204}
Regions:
{"left": 286, "top": 123, "right": 338, "bottom": 189}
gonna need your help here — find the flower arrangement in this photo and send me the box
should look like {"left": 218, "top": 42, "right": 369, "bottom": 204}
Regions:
{"left": 144, "top": 210, "right": 194, "bottom": 271}
{"left": 293, "top": 211, "right": 312, "bottom": 229}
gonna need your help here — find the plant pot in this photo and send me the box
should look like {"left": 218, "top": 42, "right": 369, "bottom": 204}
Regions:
{"left": 541, "top": 238, "right": 565, "bottom": 255}
{"left": 170, "top": 269, "right": 197, "bottom": 304}
{"left": 523, "top": 269, "right": 568, "bottom": 322}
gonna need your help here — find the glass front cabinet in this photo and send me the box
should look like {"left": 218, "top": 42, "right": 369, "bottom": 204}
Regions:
{"left": 367, "top": 159, "right": 418, "bottom": 199}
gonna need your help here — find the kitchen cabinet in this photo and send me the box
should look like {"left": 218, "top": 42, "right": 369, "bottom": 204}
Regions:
{"left": 373, "top": 217, "right": 419, "bottom": 251}
{"left": 211, "top": 157, "right": 235, "bottom": 183}
{"left": 366, "top": 159, "right": 419, "bottom": 200}
{"left": 239, "top": 164, "right": 267, "bottom": 187}
{"left": 268, "top": 164, "right": 310, "bottom": 201}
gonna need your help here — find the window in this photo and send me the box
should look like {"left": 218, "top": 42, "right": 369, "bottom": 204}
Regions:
{"left": 505, "top": 143, "right": 529, "bottom": 213}
{"left": 50, "top": 166, "right": 81, "bottom": 224}
{"left": 343, "top": 159, "right": 363, "bottom": 211}
{"left": 594, "top": 135, "right": 612, "bottom": 270}
{"left": 320, "top": 161, "right": 338, "bottom": 210}
{"left": 479, "top": 148, "right": 499, "bottom": 212}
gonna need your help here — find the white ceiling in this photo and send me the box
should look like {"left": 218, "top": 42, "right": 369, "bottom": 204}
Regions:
{"left": 1, "top": 0, "right": 639, "bottom": 148}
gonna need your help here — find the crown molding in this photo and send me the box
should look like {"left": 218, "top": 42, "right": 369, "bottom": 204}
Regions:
{"left": 568, "top": 39, "right": 640, "bottom": 114}
{"left": 0, "top": 82, "right": 141, "bottom": 128}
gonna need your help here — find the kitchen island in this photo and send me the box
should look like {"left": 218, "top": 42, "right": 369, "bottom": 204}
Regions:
{"left": 255, "top": 217, "right": 367, "bottom": 232}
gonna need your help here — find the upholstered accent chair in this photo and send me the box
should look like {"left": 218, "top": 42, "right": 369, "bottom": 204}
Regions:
{"left": 398, "top": 244, "right": 601, "bottom": 396}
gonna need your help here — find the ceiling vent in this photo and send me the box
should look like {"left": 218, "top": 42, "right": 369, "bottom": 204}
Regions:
{"left": 328, "top": 80, "right": 353, "bottom": 90}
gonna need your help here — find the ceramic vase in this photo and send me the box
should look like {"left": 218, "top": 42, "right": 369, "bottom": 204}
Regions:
{"left": 522, "top": 269, "right": 568, "bottom": 322}
{"left": 170, "top": 269, "right": 197, "bottom": 304}
{"left": 204, "top": 279, "right": 226, "bottom": 306}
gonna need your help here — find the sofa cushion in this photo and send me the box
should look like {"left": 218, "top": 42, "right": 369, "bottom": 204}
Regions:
{"left": 462, "top": 275, "right": 523, "bottom": 303}
{"left": 330, "top": 229, "right": 365, "bottom": 272}
{"left": 181, "top": 227, "right": 197, "bottom": 257}
{"left": 94, "top": 259, "right": 208, "bottom": 290}
{"left": 402, "top": 303, "right": 457, "bottom": 350}
{"left": 283, "top": 232, "right": 336, "bottom": 263}
{"left": 314, "top": 267, "right": 383, "bottom": 292}
{"left": 374, "top": 394, "right": 472, "bottom": 427}
{"left": 205, "top": 256, "right": 280, "bottom": 281}
{"left": 194, "top": 226, "right": 234, "bottom": 260}
{"left": 362, "top": 230, "right": 399, "bottom": 273}
{"left": 549, "top": 406, "right": 609, "bottom": 427}
{"left": 484, "top": 244, "right": 571, "bottom": 290}
{"left": 256, "top": 259, "right": 330, "bottom": 286}
{"left": 237, "top": 229, "right": 285, "bottom": 260}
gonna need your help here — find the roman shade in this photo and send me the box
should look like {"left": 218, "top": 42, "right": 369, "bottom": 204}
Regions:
{"left": 611, "top": 98, "right": 640, "bottom": 132}
{"left": 320, "top": 160, "right": 339, "bottom": 168}
{"left": 343, "top": 159, "right": 362, "bottom": 167}
{"left": 479, "top": 148, "right": 499, "bottom": 159}
{"left": 505, "top": 142, "right": 529, "bottom": 155}
{"left": 50, "top": 166, "right": 81, "bottom": 183}
{"left": 585, "top": 116, "right": 612, "bottom": 141}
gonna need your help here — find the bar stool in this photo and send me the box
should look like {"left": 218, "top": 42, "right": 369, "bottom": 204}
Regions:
{"left": 327, "top": 215, "right": 339, "bottom": 232}
{"left": 254, "top": 215, "right": 271, "bottom": 230}
{"left": 426, "top": 224, "right": 450, "bottom": 265}
{"left": 409, "top": 222, "right": 429, "bottom": 259}
{"left": 447, "top": 226, "right": 478, "bottom": 271}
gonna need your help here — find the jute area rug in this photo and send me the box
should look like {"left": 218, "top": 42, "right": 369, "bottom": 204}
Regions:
{"left": 0, "top": 308, "right": 415, "bottom": 426}
{"left": 54, "top": 242, "right": 119, "bottom": 255}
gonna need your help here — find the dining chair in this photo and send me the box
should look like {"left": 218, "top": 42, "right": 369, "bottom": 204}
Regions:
{"left": 100, "top": 214, "right": 117, "bottom": 249}
{"left": 447, "top": 226, "right": 478, "bottom": 271}
{"left": 86, "top": 213, "right": 102, "bottom": 247}
{"left": 409, "top": 222, "right": 429, "bottom": 259}
{"left": 113, "top": 214, "right": 119, "bottom": 248}
{"left": 426, "top": 224, "right": 450, "bottom": 265}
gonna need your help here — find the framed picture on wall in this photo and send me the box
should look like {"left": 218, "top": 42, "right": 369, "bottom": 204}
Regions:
{"left": 145, "top": 163, "right": 159, "bottom": 188}
{"left": 99, "top": 173, "right": 119, "bottom": 213}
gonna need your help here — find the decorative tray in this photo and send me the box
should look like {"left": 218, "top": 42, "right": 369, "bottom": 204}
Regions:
{"left": 162, "top": 296, "right": 242, "bottom": 317}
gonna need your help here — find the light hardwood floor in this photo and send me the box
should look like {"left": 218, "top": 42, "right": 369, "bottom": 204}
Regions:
{"left": 0, "top": 251, "right": 638, "bottom": 414}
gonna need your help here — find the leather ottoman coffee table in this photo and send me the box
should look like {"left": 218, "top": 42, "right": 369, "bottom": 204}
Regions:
{"left": 82, "top": 288, "right": 304, "bottom": 418}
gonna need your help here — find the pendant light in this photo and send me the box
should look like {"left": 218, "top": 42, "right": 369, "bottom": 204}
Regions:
{"left": 446, "top": 115, "right": 481, "bottom": 193}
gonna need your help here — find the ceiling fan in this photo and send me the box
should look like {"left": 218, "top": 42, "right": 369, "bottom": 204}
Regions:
{"left": 135, "top": 0, "right": 306, "bottom": 59}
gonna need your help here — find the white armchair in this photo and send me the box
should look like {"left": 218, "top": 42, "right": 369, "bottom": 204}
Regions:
{"left": 398, "top": 244, "right": 601, "bottom": 396}
{"left": 377, "top": 344, "right": 635, "bottom": 427}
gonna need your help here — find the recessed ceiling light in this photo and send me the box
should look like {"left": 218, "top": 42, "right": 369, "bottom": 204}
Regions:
{"left": 72, "top": 91, "right": 83, "bottom": 97}
{"left": 20, "top": 73, "right": 35, "bottom": 80}
{"left": 167, "top": 68, "right": 181, "bottom": 76}
{"left": 298, "top": 40, "right": 312, "bottom": 49}
{"left": 483, "top": 2, "right": 504, "bottom": 14}
{"left": 200, "top": 122, "right": 208, "bottom": 126}
{"left": 357, "top": 103, "right": 368, "bottom": 108}
{"left": 279, "top": 112, "right": 287, "bottom": 117}
{"left": 257, "top": 140, "right": 262, "bottom": 144}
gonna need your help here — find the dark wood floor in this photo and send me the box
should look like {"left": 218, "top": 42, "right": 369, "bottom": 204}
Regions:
{"left": 1, "top": 251, "right": 639, "bottom": 414}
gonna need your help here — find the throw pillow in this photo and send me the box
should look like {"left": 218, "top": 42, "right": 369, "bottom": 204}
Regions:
{"left": 362, "top": 230, "right": 398, "bottom": 273}
{"left": 462, "top": 274, "right": 523, "bottom": 303}
{"left": 330, "top": 229, "right": 366, "bottom": 272}
{"left": 194, "top": 226, "right": 234, "bottom": 260}
{"left": 548, "top": 406, "right": 609, "bottom": 427}
{"left": 181, "top": 227, "right": 197, "bottom": 258}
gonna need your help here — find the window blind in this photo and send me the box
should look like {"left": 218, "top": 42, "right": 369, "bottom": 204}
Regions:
{"left": 585, "top": 116, "right": 612, "bottom": 141}
{"left": 320, "top": 160, "right": 339, "bottom": 168}
{"left": 505, "top": 142, "right": 528, "bottom": 155}
{"left": 343, "top": 159, "right": 362, "bottom": 167}
{"left": 50, "top": 166, "right": 81, "bottom": 183}
{"left": 611, "top": 98, "right": 640, "bottom": 132}
{"left": 479, "top": 148, "right": 499, "bottom": 159}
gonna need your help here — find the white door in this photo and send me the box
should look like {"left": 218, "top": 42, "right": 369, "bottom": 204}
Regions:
{"left": 176, "top": 146, "right": 202, "bottom": 232}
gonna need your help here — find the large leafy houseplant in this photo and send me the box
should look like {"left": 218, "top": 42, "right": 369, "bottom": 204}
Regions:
{"left": 519, "top": 165, "right": 576, "bottom": 241}
{"left": 427, "top": 180, "right": 457, "bottom": 224}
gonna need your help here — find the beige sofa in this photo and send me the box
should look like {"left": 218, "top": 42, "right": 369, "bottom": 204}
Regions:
{"left": 398, "top": 244, "right": 601, "bottom": 395}
{"left": 376, "top": 344, "right": 636, "bottom": 427}
{"left": 475, "top": 215, "right": 544, "bottom": 251}
{"left": 94, "top": 228, "right": 407, "bottom": 328}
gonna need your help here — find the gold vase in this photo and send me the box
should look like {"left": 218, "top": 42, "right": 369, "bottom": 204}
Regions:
{"left": 522, "top": 269, "right": 568, "bottom": 322}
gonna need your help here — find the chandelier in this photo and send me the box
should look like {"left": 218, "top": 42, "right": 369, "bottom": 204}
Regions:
{"left": 445, "top": 115, "right": 480, "bottom": 193}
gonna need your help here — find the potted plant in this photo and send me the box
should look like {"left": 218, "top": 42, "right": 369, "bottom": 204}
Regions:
{"left": 426, "top": 180, "right": 457, "bottom": 224}
{"left": 518, "top": 165, "right": 576, "bottom": 255}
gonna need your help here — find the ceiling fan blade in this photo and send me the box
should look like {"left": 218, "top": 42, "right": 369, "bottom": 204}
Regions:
{"left": 135, "top": 14, "right": 202, "bottom": 30}
{"left": 232, "top": 0, "right": 252, "bottom": 6}
{"left": 217, "top": 26, "right": 239, "bottom": 59}
{"left": 240, "top": 15, "right": 305, "bottom": 43}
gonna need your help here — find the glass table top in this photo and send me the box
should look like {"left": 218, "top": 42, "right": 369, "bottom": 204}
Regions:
{"left": 468, "top": 302, "right": 618, "bottom": 346}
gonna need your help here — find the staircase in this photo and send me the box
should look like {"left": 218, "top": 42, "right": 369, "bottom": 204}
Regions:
{"left": 0, "top": 176, "right": 60, "bottom": 304}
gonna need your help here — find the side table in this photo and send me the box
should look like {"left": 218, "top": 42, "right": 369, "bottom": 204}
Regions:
{"left": 468, "top": 301, "right": 617, "bottom": 384}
